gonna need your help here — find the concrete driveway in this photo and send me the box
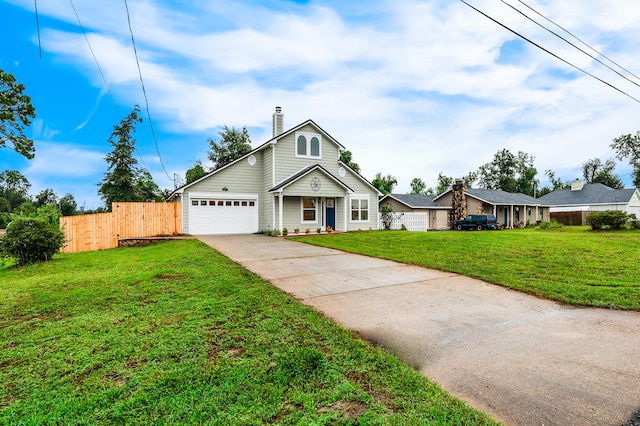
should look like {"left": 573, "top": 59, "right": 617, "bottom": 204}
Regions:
{"left": 197, "top": 234, "right": 640, "bottom": 426}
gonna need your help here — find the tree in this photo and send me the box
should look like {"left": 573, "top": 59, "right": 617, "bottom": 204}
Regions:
{"left": 59, "top": 193, "right": 78, "bottom": 216}
{"left": 435, "top": 173, "right": 454, "bottom": 195}
{"left": 340, "top": 150, "right": 360, "bottom": 173}
{"left": 611, "top": 131, "right": 640, "bottom": 187}
{"left": 0, "top": 69, "right": 36, "bottom": 159}
{"left": 409, "top": 177, "right": 427, "bottom": 195}
{"left": 0, "top": 170, "right": 31, "bottom": 215}
{"left": 98, "top": 106, "right": 162, "bottom": 208}
{"left": 581, "top": 158, "right": 623, "bottom": 189}
{"left": 185, "top": 159, "right": 207, "bottom": 184}
{"left": 476, "top": 149, "right": 538, "bottom": 196}
{"left": 207, "top": 125, "right": 252, "bottom": 170}
{"left": 372, "top": 173, "right": 397, "bottom": 195}
{"left": 34, "top": 188, "right": 58, "bottom": 208}
{"left": 537, "top": 169, "right": 569, "bottom": 197}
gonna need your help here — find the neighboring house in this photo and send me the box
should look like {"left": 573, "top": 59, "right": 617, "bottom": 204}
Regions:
{"left": 170, "top": 108, "right": 381, "bottom": 235}
{"left": 380, "top": 186, "right": 550, "bottom": 230}
{"left": 537, "top": 180, "right": 640, "bottom": 224}
{"left": 378, "top": 193, "right": 451, "bottom": 230}
{"left": 435, "top": 187, "right": 549, "bottom": 228}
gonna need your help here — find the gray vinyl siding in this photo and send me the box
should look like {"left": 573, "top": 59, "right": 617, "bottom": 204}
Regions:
{"left": 283, "top": 171, "right": 349, "bottom": 197}
{"left": 339, "top": 167, "right": 380, "bottom": 231}
{"left": 273, "top": 124, "right": 342, "bottom": 183}
{"left": 182, "top": 153, "right": 264, "bottom": 233}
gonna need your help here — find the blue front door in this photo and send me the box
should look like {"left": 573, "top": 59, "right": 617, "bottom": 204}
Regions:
{"left": 326, "top": 198, "right": 336, "bottom": 230}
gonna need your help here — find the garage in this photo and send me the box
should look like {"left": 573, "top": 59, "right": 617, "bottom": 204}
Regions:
{"left": 189, "top": 195, "right": 259, "bottom": 234}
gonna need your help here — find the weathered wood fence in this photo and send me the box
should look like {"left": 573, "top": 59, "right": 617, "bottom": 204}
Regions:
{"left": 59, "top": 202, "right": 182, "bottom": 253}
{"left": 550, "top": 211, "right": 589, "bottom": 226}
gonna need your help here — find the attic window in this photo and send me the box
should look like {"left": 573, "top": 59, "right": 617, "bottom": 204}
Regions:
{"left": 295, "top": 132, "right": 322, "bottom": 159}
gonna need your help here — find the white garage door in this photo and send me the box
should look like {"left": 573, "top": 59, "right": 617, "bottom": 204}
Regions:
{"left": 189, "top": 196, "right": 259, "bottom": 234}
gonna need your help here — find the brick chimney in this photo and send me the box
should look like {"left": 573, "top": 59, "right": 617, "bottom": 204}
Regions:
{"left": 272, "top": 106, "right": 283, "bottom": 137}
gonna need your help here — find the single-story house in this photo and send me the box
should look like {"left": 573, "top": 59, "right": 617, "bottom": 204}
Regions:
{"left": 170, "top": 107, "right": 381, "bottom": 235}
{"left": 380, "top": 185, "right": 550, "bottom": 229}
{"left": 537, "top": 180, "right": 640, "bottom": 224}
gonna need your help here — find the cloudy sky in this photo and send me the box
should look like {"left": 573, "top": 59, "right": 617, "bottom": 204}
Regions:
{"left": 2, "top": 0, "right": 640, "bottom": 209}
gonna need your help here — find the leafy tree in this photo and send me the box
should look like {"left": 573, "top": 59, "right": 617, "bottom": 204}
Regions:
{"left": 134, "top": 169, "right": 164, "bottom": 202}
{"left": 0, "top": 170, "right": 31, "bottom": 219}
{"left": 611, "top": 131, "right": 640, "bottom": 187}
{"left": 185, "top": 159, "right": 207, "bottom": 184}
{"left": 207, "top": 125, "right": 252, "bottom": 170}
{"left": 34, "top": 188, "right": 58, "bottom": 208}
{"left": 340, "top": 150, "right": 360, "bottom": 173}
{"left": 581, "top": 158, "right": 623, "bottom": 189}
{"left": 97, "top": 106, "right": 161, "bottom": 208}
{"left": 476, "top": 149, "right": 538, "bottom": 196}
{"left": 537, "top": 170, "right": 569, "bottom": 197}
{"left": 59, "top": 193, "right": 78, "bottom": 216}
{"left": 435, "top": 173, "right": 454, "bottom": 195}
{"left": 372, "top": 173, "right": 397, "bottom": 195}
{"left": 0, "top": 69, "right": 36, "bottom": 159}
{"left": 409, "top": 177, "right": 427, "bottom": 195}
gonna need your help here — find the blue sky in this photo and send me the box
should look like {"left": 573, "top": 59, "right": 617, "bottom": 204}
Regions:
{"left": 2, "top": 0, "right": 640, "bottom": 209}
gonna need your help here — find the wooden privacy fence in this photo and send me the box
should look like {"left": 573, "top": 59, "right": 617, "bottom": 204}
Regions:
{"left": 379, "top": 212, "right": 428, "bottom": 232}
{"left": 59, "top": 202, "right": 182, "bottom": 253}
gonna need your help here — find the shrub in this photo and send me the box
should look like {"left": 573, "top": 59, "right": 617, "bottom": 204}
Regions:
{"left": 282, "top": 227, "right": 288, "bottom": 236}
{"left": 539, "top": 219, "right": 563, "bottom": 230}
{"left": 1, "top": 212, "right": 65, "bottom": 265}
{"left": 586, "top": 210, "right": 628, "bottom": 230}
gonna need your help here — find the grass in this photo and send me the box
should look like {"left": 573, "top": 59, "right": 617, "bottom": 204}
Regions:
{"left": 290, "top": 226, "right": 640, "bottom": 311}
{"left": 0, "top": 239, "right": 498, "bottom": 425}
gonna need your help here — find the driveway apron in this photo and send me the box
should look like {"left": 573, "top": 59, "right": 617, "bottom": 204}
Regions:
{"left": 197, "top": 234, "right": 640, "bottom": 426}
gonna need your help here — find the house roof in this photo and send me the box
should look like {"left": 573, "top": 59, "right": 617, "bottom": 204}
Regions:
{"left": 170, "top": 119, "right": 345, "bottom": 197}
{"left": 537, "top": 183, "right": 637, "bottom": 206}
{"left": 269, "top": 164, "right": 353, "bottom": 193}
{"left": 380, "top": 193, "right": 444, "bottom": 209}
{"left": 433, "top": 188, "right": 545, "bottom": 206}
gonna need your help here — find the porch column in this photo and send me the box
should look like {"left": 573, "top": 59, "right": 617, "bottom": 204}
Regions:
{"left": 536, "top": 205, "right": 539, "bottom": 222}
{"left": 278, "top": 193, "right": 283, "bottom": 232}
{"left": 272, "top": 194, "right": 276, "bottom": 230}
{"left": 344, "top": 193, "right": 349, "bottom": 232}
{"left": 510, "top": 205, "right": 514, "bottom": 228}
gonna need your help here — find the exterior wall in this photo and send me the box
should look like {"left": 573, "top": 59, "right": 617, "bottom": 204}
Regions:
{"left": 379, "top": 198, "right": 410, "bottom": 212}
{"left": 272, "top": 124, "right": 342, "bottom": 183}
{"left": 628, "top": 191, "right": 640, "bottom": 218}
{"left": 283, "top": 171, "right": 348, "bottom": 197}
{"left": 340, "top": 168, "right": 379, "bottom": 231}
{"left": 279, "top": 196, "right": 347, "bottom": 233}
{"left": 430, "top": 209, "right": 450, "bottom": 230}
{"left": 182, "top": 153, "right": 263, "bottom": 233}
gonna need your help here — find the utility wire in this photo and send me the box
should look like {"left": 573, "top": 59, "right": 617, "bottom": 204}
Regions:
{"left": 34, "top": 0, "right": 42, "bottom": 59}
{"left": 515, "top": 0, "right": 640, "bottom": 83}
{"left": 458, "top": 0, "right": 640, "bottom": 104}
{"left": 123, "top": 0, "right": 172, "bottom": 182}
{"left": 69, "top": 0, "right": 121, "bottom": 118}
{"left": 499, "top": 0, "right": 640, "bottom": 90}
{"left": 70, "top": 0, "right": 151, "bottom": 172}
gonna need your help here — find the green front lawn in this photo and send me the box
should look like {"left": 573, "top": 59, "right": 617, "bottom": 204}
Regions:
{"left": 291, "top": 227, "right": 640, "bottom": 310}
{"left": 0, "top": 240, "right": 497, "bottom": 425}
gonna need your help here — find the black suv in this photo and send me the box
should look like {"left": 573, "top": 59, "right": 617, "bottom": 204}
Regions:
{"left": 454, "top": 214, "right": 497, "bottom": 231}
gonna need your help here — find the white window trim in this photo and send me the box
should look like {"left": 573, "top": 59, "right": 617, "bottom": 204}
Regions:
{"left": 301, "top": 197, "right": 318, "bottom": 224}
{"left": 350, "top": 194, "right": 370, "bottom": 223}
{"left": 295, "top": 131, "right": 322, "bottom": 159}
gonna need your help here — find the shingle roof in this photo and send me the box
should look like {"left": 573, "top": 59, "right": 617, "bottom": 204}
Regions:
{"left": 465, "top": 188, "right": 542, "bottom": 205}
{"left": 537, "top": 183, "right": 636, "bottom": 206}
{"left": 384, "top": 193, "right": 442, "bottom": 208}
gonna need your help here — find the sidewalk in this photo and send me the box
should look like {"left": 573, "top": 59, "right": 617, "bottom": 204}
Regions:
{"left": 197, "top": 234, "right": 640, "bottom": 426}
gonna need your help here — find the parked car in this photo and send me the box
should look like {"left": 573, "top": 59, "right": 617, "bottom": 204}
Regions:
{"left": 454, "top": 214, "right": 497, "bottom": 231}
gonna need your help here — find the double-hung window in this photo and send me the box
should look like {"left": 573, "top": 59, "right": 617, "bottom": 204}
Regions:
{"left": 350, "top": 195, "right": 369, "bottom": 222}
{"left": 295, "top": 132, "right": 321, "bottom": 159}
{"left": 301, "top": 197, "right": 317, "bottom": 222}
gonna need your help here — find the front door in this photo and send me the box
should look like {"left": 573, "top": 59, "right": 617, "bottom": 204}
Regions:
{"left": 326, "top": 198, "right": 336, "bottom": 230}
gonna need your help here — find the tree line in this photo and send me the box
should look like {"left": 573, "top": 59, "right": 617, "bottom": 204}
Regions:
{"left": 372, "top": 142, "right": 640, "bottom": 197}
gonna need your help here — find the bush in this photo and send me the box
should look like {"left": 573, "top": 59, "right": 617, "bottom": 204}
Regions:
{"left": 1, "top": 215, "right": 65, "bottom": 265}
{"left": 539, "top": 219, "right": 563, "bottom": 230}
{"left": 586, "top": 210, "right": 629, "bottom": 230}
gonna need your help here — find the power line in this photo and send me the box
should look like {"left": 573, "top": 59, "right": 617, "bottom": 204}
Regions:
{"left": 515, "top": 0, "right": 640, "bottom": 83}
{"left": 498, "top": 0, "right": 640, "bottom": 90}
{"left": 458, "top": 0, "right": 640, "bottom": 104}
{"left": 69, "top": 0, "right": 121, "bottom": 118}
{"left": 69, "top": 0, "right": 152, "bottom": 172}
{"left": 123, "top": 0, "right": 172, "bottom": 182}
{"left": 33, "top": 0, "right": 42, "bottom": 59}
